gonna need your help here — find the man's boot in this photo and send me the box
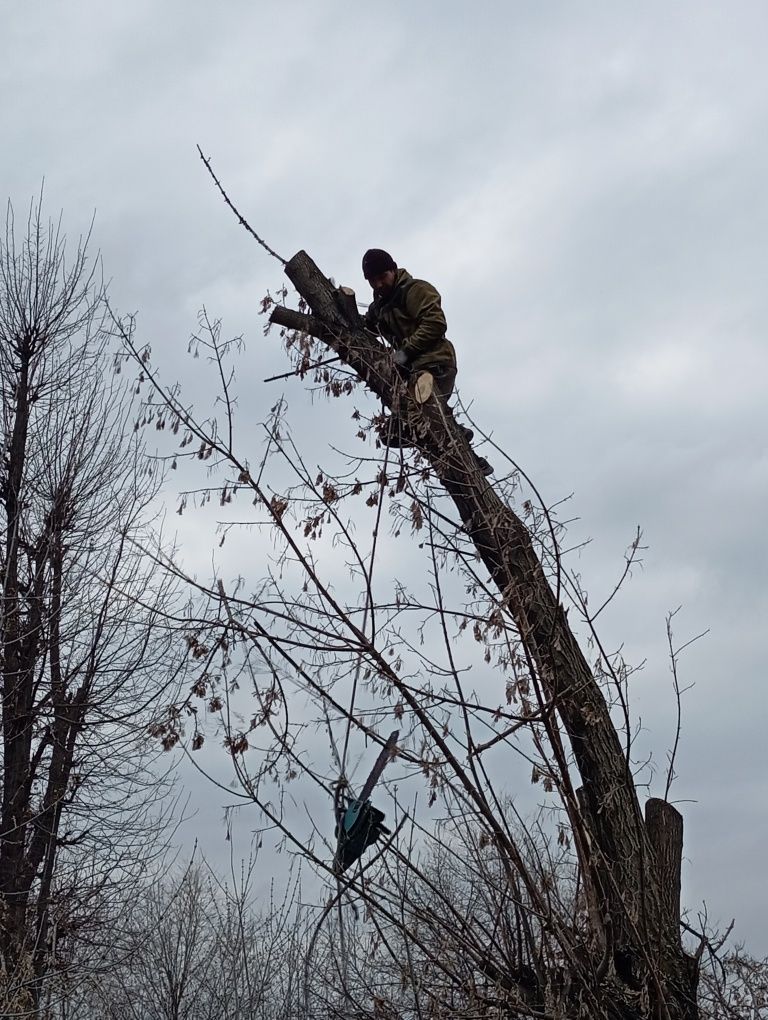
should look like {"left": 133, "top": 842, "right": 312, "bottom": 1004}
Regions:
{"left": 454, "top": 424, "right": 490, "bottom": 473}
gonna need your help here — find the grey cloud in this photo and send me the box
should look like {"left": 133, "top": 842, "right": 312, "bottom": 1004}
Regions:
{"left": 2, "top": 0, "right": 766, "bottom": 951}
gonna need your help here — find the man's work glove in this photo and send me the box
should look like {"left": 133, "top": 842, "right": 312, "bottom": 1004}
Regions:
{"left": 393, "top": 348, "right": 410, "bottom": 369}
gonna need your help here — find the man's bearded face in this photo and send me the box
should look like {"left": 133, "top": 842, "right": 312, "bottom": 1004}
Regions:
{"left": 369, "top": 269, "right": 397, "bottom": 301}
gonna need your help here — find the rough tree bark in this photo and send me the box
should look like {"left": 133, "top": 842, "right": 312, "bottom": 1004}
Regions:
{"left": 270, "top": 250, "right": 698, "bottom": 1019}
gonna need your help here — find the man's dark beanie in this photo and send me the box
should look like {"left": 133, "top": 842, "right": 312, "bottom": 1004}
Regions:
{"left": 362, "top": 248, "right": 397, "bottom": 280}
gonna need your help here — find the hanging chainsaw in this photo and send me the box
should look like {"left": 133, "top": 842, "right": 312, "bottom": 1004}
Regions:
{"left": 333, "top": 730, "right": 399, "bottom": 874}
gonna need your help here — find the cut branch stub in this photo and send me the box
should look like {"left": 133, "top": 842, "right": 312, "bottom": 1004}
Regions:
{"left": 645, "top": 798, "right": 699, "bottom": 1018}
{"left": 335, "top": 285, "right": 360, "bottom": 326}
{"left": 645, "top": 798, "right": 683, "bottom": 952}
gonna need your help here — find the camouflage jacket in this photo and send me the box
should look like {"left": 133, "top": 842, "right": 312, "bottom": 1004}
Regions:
{"left": 364, "top": 268, "right": 457, "bottom": 372}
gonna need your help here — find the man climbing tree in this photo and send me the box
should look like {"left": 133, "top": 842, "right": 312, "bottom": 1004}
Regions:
{"left": 361, "top": 248, "right": 493, "bottom": 474}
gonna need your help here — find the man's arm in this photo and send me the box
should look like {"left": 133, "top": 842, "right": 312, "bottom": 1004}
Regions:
{"left": 400, "top": 279, "right": 448, "bottom": 359}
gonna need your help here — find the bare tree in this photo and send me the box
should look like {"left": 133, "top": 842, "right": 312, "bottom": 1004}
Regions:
{"left": 115, "top": 166, "right": 743, "bottom": 1018}
{"left": 55, "top": 858, "right": 311, "bottom": 1020}
{"left": 698, "top": 948, "right": 768, "bottom": 1019}
{"left": 0, "top": 196, "right": 184, "bottom": 1014}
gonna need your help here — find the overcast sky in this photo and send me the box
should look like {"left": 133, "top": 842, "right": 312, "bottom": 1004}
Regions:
{"left": 2, "top": 2, "right": 766, "bottom": 952}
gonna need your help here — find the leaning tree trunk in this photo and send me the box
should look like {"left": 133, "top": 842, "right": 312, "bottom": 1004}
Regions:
{"left": 270, "top": 250, "right": 699, "bottom": 1019}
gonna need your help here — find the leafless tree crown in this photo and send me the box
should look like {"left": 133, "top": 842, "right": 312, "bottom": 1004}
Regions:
{"left": 0, "top": 196, "right": 184, "bottom": 1013}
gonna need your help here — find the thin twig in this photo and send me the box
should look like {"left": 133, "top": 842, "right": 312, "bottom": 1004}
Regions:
{"left": 263, "top": 356, "right": 341, "bottom": 383}
{"left": 196, "top": 145, "right": 286, "bottom": 264}
{"left": 664, "top": 610, "right": 707, "bottom": 801}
